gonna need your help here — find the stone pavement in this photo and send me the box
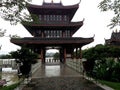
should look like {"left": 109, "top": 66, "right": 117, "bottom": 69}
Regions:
{"left": 32, "top": 63, "right": 82, "bottom": 77}
{"left": 16, "top": 63, "right": 113, "bottom": 90}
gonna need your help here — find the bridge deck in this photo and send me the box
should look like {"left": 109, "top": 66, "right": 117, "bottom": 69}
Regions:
{"left": 26, "top": 63, "right": 104, "bottom": 90}
{"left": 32, "top": 63, "right": 81, "bottom": 78}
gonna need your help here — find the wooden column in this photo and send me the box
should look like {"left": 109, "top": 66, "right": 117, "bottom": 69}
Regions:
{"left": 41, "top": 31, "right": 44, "bottom": 38}
{"left": 40, "top": 49, "right": 43, "bottom": 63}
{"left": 60, "top": 48, "right": 63, "bottom": 63}
{"left": 73, "top": 48, "right": 75, "bottom": 59}
{"left": 43, "top": 49, "right": 46, "bottom": 63}
{"left": 62, "top": 31, "right": 65, "bottom": 37}
{"left": 71, "top": 49, "right": 74, "bottom": 59}
{"left": 64, "top": 48, "right": 66, "bottom": 63}
{"left": 79, "top": 47, "right": 82, "bottom": 59}
{"left": 76, "top": 48, "right": 78, "bottom": 59}
{"left": 41, "top": 48, "right": 45, "bottom": 63}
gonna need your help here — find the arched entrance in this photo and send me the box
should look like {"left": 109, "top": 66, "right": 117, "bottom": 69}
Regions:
{"left": 45, "top": 48, "right": 60, "bottom": 64}
{"left": 39, "top": 46, "right": 67, "bottom": 64}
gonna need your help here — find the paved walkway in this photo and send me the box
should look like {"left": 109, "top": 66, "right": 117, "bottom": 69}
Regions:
{"left": 32, "top": 63, "right": 82, "bottom": 77}
{"left": 16, "top": 63, "right": 113, "bottom": 90}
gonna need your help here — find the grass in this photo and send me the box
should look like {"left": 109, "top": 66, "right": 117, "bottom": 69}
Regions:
{"left": 0, "top": 79, "right": 23, "bottom": 90}
{"left": 0, "top": 83, "right": 19, "bottom": 90}
{"left": 99, "top": 80, "right": 120, "bottom": 90}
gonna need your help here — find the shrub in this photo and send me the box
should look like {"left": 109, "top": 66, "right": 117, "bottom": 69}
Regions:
{"left": 93, "top": 58, "right": 120, "bottom": 82}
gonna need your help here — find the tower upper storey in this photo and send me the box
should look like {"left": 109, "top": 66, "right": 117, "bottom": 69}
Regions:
{"left": 23, "top": 1, "right": 83, "bottom": 38}
{"left": 27, "top": 1, "right": 79, "bottom": 22}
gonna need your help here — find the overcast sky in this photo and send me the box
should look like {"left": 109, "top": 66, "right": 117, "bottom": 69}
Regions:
{"left": 0, "top": 0, "right": 115, "bottom": 54}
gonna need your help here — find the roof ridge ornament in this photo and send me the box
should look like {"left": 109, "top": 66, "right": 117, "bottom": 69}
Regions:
{"left": 82, "top": 18, "right": 85, "bottom": 22}
{"left": 43, "top": 0, "right": 54, "bottom": 4}
{"left": 51, "top": 0, "right": 53, "bottom": 3}
{"left": 60, "top": 0, "right": 63, "bottom": 5}
{"left": 43, "top": 0, "right": 45, "bottom": 4}
{"left": 79, "top": 0, "right": 82, "bottom": 4}
{"left": 60, "top": 0, "right": 62, "bottom": 3}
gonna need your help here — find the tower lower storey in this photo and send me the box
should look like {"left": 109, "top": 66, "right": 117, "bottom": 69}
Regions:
{"left": 10, "top": 37, "right": 94, "bottom": 64}
{"left": 33, "top": 46, "right": 83, "bottom": 64}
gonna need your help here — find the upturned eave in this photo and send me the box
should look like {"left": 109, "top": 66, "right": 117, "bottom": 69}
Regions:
{"left": 11, "top": 37, "right": 94, "bottom": 47}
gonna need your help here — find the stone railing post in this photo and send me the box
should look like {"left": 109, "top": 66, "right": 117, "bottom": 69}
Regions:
{"left": 66, "top": 58, "right": 84, "bottom": 74}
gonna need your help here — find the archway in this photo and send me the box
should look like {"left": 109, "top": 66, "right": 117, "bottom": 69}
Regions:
{"left": 45, "top": 47, "right": 60, "bottom": 64}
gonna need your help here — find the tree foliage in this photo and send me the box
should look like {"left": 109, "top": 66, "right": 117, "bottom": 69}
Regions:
{"left": 98, "top": 0, "right": 120, "bottom": 28}
{"left": 0, "top": 29, "right": 6, "bottom": 37}
{"left": 10, "top": 47, "right": 38, "bottom": 76}
{"left": 82, "top": 44, "right": 120, "bottom": 81}
{"left": 82, "top": 44, "right": 109, "bottom": 73}
{"left": 0, "top": 54, "right": 11, "bottom": 59}
{"left": 10, "top": 47, "right": 38, "bottom": 64}
{"left": 83, "top": 44, "right": 120, "bottom": 61}
{"left": 82, "top": 44, "right": 120, "bottom": 75}
{"left": 93, "top": 58, "right": 120, "bottom": 82}
{"left": 53, "top": 52, "right": 60, "bottom": 60}
{"left": 0, "top": 0, "right": 32, "bottom": 24}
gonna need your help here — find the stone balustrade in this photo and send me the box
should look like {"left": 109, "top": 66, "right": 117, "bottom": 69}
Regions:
{"left": 45, "top": 59, "right": 60, "bottom": 63}
{"left": 31, "top": 59, "right": 41, "bottom": 74}
{"left": 0, "top": 59, "right": 16, "bottom": 69}
{"left": 66, "top": 59, "right": 84, "bottom": 74}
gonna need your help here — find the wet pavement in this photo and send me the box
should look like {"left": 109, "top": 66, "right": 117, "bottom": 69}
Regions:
{"left": 32, "top": 63, "right": 82, "bottom": 77}
{"left": 25, "top": 63, "right": 105, "bottom": 90}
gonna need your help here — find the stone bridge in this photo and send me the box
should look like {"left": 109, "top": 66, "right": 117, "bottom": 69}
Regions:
{"left": 21, "top": 60, "right": 104, "bottom": 90}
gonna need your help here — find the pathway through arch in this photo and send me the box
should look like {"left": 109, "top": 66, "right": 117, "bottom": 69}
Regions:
{"left": 23, "top": 63, "right": 104, "bottom": 90}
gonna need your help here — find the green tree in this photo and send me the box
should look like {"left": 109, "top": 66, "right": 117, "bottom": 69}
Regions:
{"left": 53, "top": 52, "right": 60, "bottom": 60}
{"left": 98, "top": 0, "right": 120, "bottom": 28}
{"left": 0, "top": 0, "right": 32, "bottom": 24}
{"left": 82, "top": 44, "right": 107, "bottom": 73}
{"left": 0, "top": 54, "right": 12, "bottom": 59}
{"left": 93, "top": 58, "right": 120, "bottom": 82}
{"left": 10, "top": 47, "right": 38, "bottom": 77}
{"left": 112, "top": 62, "right": 120, "bottom": 81}
{"left": 82, "top": 47, "right": 96, "bottom": 74}
{"left": 109, "top": 46, "right": 120, "bottom": 59}
{"left": 82, "top": 44, "right": 120, "bottom": 76}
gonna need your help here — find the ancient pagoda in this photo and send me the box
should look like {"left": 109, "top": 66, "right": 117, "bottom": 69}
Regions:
{"left": 11, "top": 0, "right": 94, "bottom": 63}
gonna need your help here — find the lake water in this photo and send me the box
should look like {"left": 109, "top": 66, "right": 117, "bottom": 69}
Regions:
{"left": 1, "top": 68, "right": 18, "bottom": 86}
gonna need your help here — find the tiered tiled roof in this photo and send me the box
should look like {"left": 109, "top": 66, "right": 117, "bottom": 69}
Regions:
{"left": 11, "top": 37, "right": 94, "bottom": 47}
{"left": 105, "top": 31, "right": 120, "bottom": 45}
{"left": 27, "top": 2, "right": 79, "bottom": 21}
{"left": 11, "top": 1, "right": 94, "bottom": 48}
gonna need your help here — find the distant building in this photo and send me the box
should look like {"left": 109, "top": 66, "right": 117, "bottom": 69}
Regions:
{"left": 105, "top": 30, "right": 120, "bottom": 46}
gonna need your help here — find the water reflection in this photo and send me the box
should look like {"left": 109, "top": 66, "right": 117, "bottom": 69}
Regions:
{"left": 33, "top": 64, "right": 82, "bottom": 78}
{"left": 45, "top": 65, "right": 60, "bottom": 77}
{"left": 1, "top": 72, "right": 18, "bottom": 86}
